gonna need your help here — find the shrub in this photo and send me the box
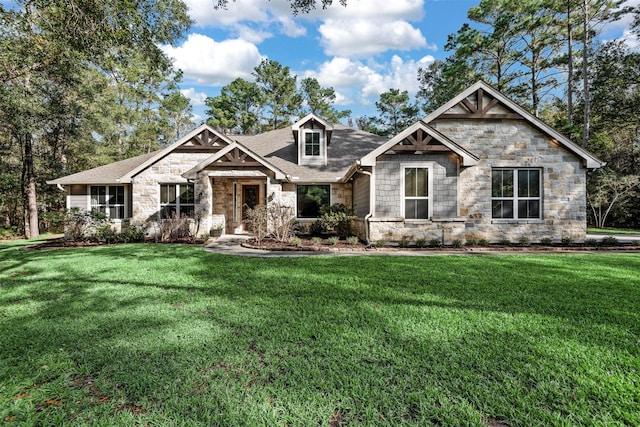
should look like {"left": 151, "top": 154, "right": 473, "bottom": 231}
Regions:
{"left": 65, "top": 209, "right": 107, "bottom": 242}
{"left": 398, "top": 235, "right": 412, "bottom": 248}
{"left": 601, "top": 236, "right": 619, "bottom": 246}
{"left": 584, "top": 238, "right": 598, "bottom": 246}
{"left": 561, "top": 236, "right": 573, "bottom": 245}
{"left": 346, "top": 236, "right": 359, "bottom": 245}
{"left": 41, "top": 210, "right": 66, "bottom": 233}
{"left": 375, "top": 239, "right": 387, "bottom": 247}
{"left": 428, "top": 238, "right": 442, "bottom": 248}
{"left": 0, "top": 227, "right": 18, "bottom": 240}
{"left": 518, "top": 236, "right": 530, "bottom": 246}
{"left": 320, "top": 204, "right": 357, "bottom": 237}
{"left": 465, "top": 237, "right": 478, "bottom": 246}
{"left": 478, "top": 238, "right": 489, "bottom": 246}
{"left": 159, "top": 213, "right": 192, "bottom": 243}
{"left": 311, "top": 236, "right": 322, "bottom": 245}
{"left": 289, "top": 236, "right": 302, "bottom": 247}
{"left": 327, "top": 236, "right": 340, "bottom": 245}
{"left": 499, "top": 238, "right": 512, "bottom": 246}
{"left": 244, "top": 205, "right": 268, "bottom": 244}
{"left": 539, "top": 237, "right": 553, "bottom": 245}
{"left": 267, "top": 203, "right": 296, "bottom": 242}
{"left": 452, "top": 239, "right": 463, "bottom": 248}
{"left": 96, "top": 224, "right": 119, "bottom": 244}
{"left": 122, "top": 225, "right": 146, "bottom": 243}
{"left": 310, "top": 220, "right": 326, "bottom": 236}
{"left": 415, "top": 238, "right": 427, "bottom": 248}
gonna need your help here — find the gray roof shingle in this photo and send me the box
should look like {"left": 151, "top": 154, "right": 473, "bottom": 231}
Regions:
{"left": 47, "top": 150, "right": 160, "bottom": 185}
{"left": 234, "top": 124, "right": 387, "bottom": 182}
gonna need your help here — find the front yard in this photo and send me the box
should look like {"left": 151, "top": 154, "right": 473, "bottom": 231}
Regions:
{"left": 1, "top": 241, "right": 638, "bottom": 426}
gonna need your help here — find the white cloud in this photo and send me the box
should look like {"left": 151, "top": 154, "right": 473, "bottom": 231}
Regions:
{"left": 180, "top": 88, "right": 208, "bottom": 106}
{"left": 304, "top": 54, "right": 435, "bottom": 107}
{"left": 184, "top": 0, "right": 270, "bottom": 27}
{"left": 319, "top": 19, "right": 428, "bottom": 57}
{"left": 161, "top": 33, "right": 263, "bottom": 85}
{"left": 306, "top": 0, "right": 424, "bottom": 21}
{"left": 278, "top": 16, "right": 307, "bottom": 37}
{"left": 234, "top": 24, "right": 273, "bottom": 44}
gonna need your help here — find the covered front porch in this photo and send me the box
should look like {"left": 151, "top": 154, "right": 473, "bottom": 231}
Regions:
{"left": 183, "top": 141, "right": 290, "bottom": 237}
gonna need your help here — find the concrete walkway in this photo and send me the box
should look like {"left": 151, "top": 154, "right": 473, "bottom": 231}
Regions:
{"left": 204, "top": 234, "right": 640, "bottom": 257}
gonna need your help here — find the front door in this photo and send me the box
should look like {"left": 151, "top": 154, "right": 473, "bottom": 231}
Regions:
{"left": 242, "top": 185, "right": 259, "bottom": 229}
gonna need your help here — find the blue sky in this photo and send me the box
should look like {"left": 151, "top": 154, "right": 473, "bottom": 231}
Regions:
{"left": 162, "top": 0, "right": 639, "bottom": 125}
{"left": 2, "top": 0, "right": 637, "bottom": 123}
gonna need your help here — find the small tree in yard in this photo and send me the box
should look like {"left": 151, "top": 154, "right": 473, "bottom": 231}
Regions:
{"left": 244, "top": 202, "right": 296, "bottom": 244}
{"left": 587, "top": 171, "right": 640, "bottom": 228}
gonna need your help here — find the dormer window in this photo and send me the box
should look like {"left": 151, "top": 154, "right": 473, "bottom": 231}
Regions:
{"left": 304, "top": 131, "right": 322, "bottom": 157}
{"left": 293, "top": 113, "right": 333, "bottom": 166}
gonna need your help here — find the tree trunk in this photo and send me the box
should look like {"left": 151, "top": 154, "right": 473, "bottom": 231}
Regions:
{"left": 582, "top": 0, "right": 590, "bottom": 148}
{"left": 567, "top": 1, "right": 573, "bottom": 125}
{"left": 23, "top": 132, "right": 40, "bottom": 239}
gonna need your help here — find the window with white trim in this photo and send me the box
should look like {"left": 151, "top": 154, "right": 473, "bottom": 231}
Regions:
{"left": 403, "top": 166, "right": 430, "bottom": 219}
{"left": 91, "top": 185, "right": 125, "bottom": 219}
{"left": 304, "top": 130, "right": 322, "bottom": 157}
{"left": 492, "top": 169, "right": 541, "bottom": 219}
{"left": 160, "top": 183, "right": 194, "bottom": 219}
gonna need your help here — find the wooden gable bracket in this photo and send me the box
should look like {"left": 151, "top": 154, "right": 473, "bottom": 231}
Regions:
{"left": 391, "top": 128, "right": 450, "bottom": 153}
{"left": 192, "top": 128, "right": 224, "bottom": 147}
{"left": 442, "top": 88, "right": 523, "bottom": 120}
{"left": 218, "top": 147, "right": 262, "bottom": 167}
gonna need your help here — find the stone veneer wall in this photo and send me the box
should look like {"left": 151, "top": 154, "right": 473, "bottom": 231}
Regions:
{"left": 130, "top": 152, "right": 213, "bottom": 236}
{"left": 434, "top": 119, "right": 588, "bottom": 243}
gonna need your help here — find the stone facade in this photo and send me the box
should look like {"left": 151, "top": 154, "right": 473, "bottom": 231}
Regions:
{"left": 131, "top": 152, "right": 213, "bottom": 237}
{"left": 368, "top": 119, "right": 589, "bottom": 244}
{"left": 434, "top": 119, "right": 587, "bottom": 243}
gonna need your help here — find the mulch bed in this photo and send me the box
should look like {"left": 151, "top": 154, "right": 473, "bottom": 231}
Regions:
{"left": 242, "top": 237, "right": 640, "bottom": 253}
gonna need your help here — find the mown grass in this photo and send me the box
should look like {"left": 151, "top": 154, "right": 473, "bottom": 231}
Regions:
{"left": 588, "top": 227, "right": 640, "bottom": 235}
{"left": 1, "top": 241, "right": 639, "bottom": 426}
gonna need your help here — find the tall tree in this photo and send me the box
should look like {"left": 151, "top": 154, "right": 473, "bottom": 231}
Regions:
{"left": 205, "top": 78, "right": 264, "bottom": 134}
{"left": 374, "top": 89, "right": 419, "bottom": 137}
{"left": 161, "top": 92, "right": 195, "bottom": 141}
{"left": 0, "top": 0, "right": 191, "bottom": 237}
{"left": 253, "top": 59, "right": 302, "bottom": 130}
{"left": 300, "top": 77, "right": 351, "bottom": 123}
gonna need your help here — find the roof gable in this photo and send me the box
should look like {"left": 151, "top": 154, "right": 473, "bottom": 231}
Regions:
{"left": 360, "top": 121, "right": 479, "bottom": 167}
{"left": 119, "top": 124, "right": 234, "bottom": 182}
{"left": 182, "top": 141, "right": 287, "bottom": 181}
{"left": 425, "top": 80, "right": 605, "bottom": 168}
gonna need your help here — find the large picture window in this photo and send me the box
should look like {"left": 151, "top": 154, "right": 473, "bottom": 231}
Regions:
{"left": 296, "top": 184, "right": 330, "bottom": 218}
{"left": 492, "top": 169, "right": 541, "bottom": 219}
{"left": 403, "top": 167, "right": 430, "bottom": 219}
{"left": 91, "top": 185, "right": 125, "bottom": 219}
{"left": 160, "top": 183, "right": 194, "bottom": 218}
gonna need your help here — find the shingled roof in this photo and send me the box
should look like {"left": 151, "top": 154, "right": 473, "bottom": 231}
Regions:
{"left": 234, "top": 124, "right": 387, "bottom": 182}
{"left": 47, "top": 150, "right": 160, "bottom": 185}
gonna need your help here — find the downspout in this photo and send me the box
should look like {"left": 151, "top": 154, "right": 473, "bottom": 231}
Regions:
{"left": 354, "top": 161, "right": 374, "bottom": 245}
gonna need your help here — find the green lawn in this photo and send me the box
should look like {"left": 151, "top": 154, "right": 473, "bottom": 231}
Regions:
{"left": 588, "top": 227, "right": 640, "bottom": 235}
{"left": 1, "top": 242, "right": 639, "bottom": 426}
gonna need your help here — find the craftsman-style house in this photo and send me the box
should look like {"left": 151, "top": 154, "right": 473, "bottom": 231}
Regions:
{"left": 48, "top": 81, "right": 604, "bottom": 243}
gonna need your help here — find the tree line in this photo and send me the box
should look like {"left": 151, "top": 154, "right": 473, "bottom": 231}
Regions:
{"left": 1, "top": 0, "right": 639, "bottom": 239}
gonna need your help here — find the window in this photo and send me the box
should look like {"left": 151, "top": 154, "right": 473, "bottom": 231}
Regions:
{"left": 91, "top": 186, "right": 125, "bottom": 219}
{"left": 304, "top": 131, "right": 321, "bottom": 156}
{"left": 160, "top": 183, "right": 194, "bottom": 218}
{"left": 492, "top": 169, "right": 541, "bottom": 219}
{"left": 403, "top": 167, "right": 430, "bottom": 219}
{"left": 296, "top": 185, "right": 330, "bottom": 218}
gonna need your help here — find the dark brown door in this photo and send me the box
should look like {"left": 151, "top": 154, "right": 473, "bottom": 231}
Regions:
{"left": 242, "top": 185, "right": 259, "bottom": 225}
